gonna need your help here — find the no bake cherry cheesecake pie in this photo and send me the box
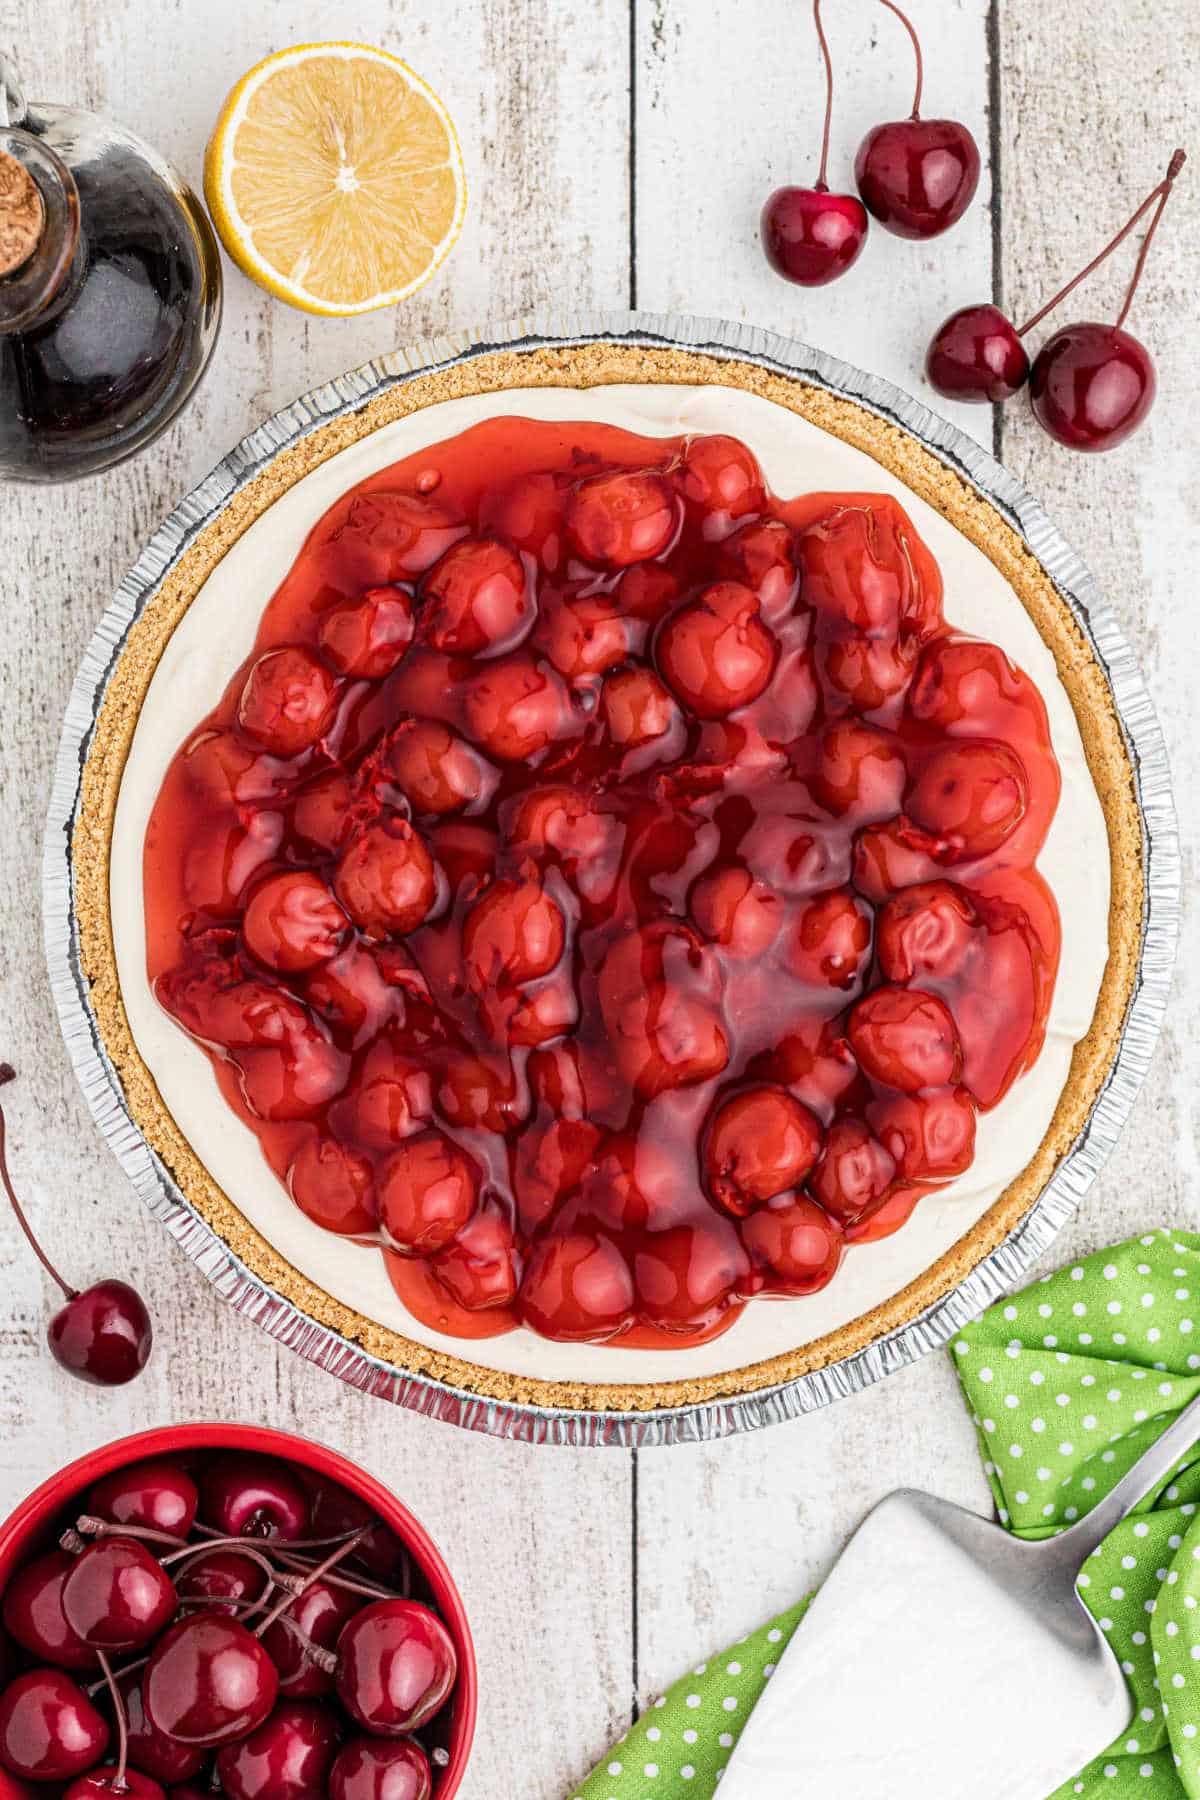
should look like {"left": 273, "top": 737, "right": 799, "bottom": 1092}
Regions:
{"left": 79, "top": 344, "right": 1137, "bottom": 1406}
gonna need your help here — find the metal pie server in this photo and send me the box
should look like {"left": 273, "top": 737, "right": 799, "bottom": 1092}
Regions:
{"left": 720, "top": 1388, "right": 1200, "bottom": 1799}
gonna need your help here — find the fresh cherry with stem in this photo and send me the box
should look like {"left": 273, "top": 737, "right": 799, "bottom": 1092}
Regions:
{"left": 854, "top": 0, "right": 980, "bottom": 238}
{"left": 761, "top": 0, "right": 869, "bottom": 286}
{"left": 926, "top": 147, "right": 1186, "bottom": 438}
{"left": 1029, "top": 149, "right": 1185, "bottom": 449}
{"left": 0, "top": 1064, "right": 152, "bottom": 1385}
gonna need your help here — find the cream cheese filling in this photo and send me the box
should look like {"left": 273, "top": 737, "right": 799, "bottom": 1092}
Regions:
{"left": 109, "top": 383, "right": 1111, "bottom": 1384}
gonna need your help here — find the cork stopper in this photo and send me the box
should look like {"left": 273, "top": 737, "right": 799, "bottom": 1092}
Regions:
{"left": 0, "top": 148, "right": 44, "bottom": 276}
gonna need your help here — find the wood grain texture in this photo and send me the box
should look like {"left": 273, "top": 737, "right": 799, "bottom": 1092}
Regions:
{"left": 1, "top": 2, "right": 1197, "bottom": 1796}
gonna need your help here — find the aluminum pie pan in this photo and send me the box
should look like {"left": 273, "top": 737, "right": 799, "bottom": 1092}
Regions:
{"left": 42, "top": 308, "right": 1180, "bottom": 1447}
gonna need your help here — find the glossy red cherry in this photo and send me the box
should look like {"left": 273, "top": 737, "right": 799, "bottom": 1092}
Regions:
{"left": 329, "top": 1736, "right": 431, "bottom": 1800}
{"left": 319, "top": 588, "right": 414, "bottom": 679}
{"left": 536, "top": 588, "right": 631, "bottom": 681}
{"left": 0, "top": 1065, "right": 153, "bottom": 1387}
{"left": 86, "top": 1462, "right": 198, "bottom": 1539}
{"left": 336, "top": 491, "right": 465, "bottom": 582}
{"left": 384, "top": 720, "right": 487, "bottom": 816}
{"left": 877, "top": 879, "right": 977, "bottom": 983}
{"left": 432, "top": 1207, "right": 519, "bottom": 1311}
{"left": 333, "top": 1599, "right": 457, "bottom": 1736}
{"left": 66, "top": 1766, "right": 166, "bottom": 1800}
{"left": 261, "top": 1578, "right": 363, "bottom": 1697}
{"left": 287, "top": 1137, "right": 377, "bottom": 1237}
{"left": 1029, "top": 324, "right": 1155, "bottom": 451}
{"left": 334, "top": 820, "right": 436, "bottom": 939}
{"left": 462, "top": 652, "right": 573, "bottom": 762}
{"left": 786, "top": 888, "right": 873, "bottom": 990}
{"left": 598, "top": 924, "right": 729, "bottom": 1099}
{"left": 907, "top": 740, "right": 1028, "bottom": 859}
{"left": 303, "top": 1487, "right": 408, "bottom": 1588}
{"left": 809, "top": 1118, "right": 897, "bottom": 1223}
{"left": 462, "top": 879, "right": 565, "bottom": 990}
{"left": 237, "top": 647, "right": 338, "bottom": 756}
{"left": 675, "top": 435, "right": 765, "bottom": 518}
{"left": 117, "top": 1670, "right": 206, "bottom": 1784}
{"left": 761, "top": 2, "right": 867, "bottom": 287}
{"left": 378, "top": 1132, "right": 480, "bottom": 1255}
{"left": 689, "top": 865, "right": 782, "bottom": 958}
{"left": 241, "top": 871, "right": 348, "bottom": 973}
{"left": 175, "top": 1548, "right": 271, "bottom": 1616}
{"left": 848, "top": 985, "right": 961, "bottom": 1091}
{"left": 656, "top": 582, "right": 776, "bottom": 718}
{"left": 602, "top": 666, "right": 678, "bottom": 749}
{"left": 925, "top": 305, "right": 1029, "bottom": 403}
{"left": 762, "top": 187, "right": 867, "bottom": 289}
{"left": 144, "top": 1614, "right": 279, "bottom": 1748}
{"left": 853, "top": 1, "right": 979, "bottom": 239}
{"left": 813, "top": 721, "right": 907, "bottom": 819}
{"left": 60, "top": 1538, "right": 176, "bottom": 1652}
{"left": 2, "top": 1552, "right": 98, "bottom": 1671}
{"left": 869, "top": 1085, "right": 976, "bottom": 1178}
{"left": 705, "top": 1088, "right": 823, "bottom": 1216}
{"left": 215, "top": 1699, "right": 341, "bottom": 1800}
{"left": 0, "top": 1669, "right": 110, "bottom": 1781}
{"left": 565, "top": 469, "right": 677, "bottom": 568}
{"left": 633, "top": 1219, "right": 750, "bottom": 1333}
{"left": 477, "top": 470, "right": 566, "bottom": 570}
{"left": 742, "top": 1194, "right": 843, "bottom": 1292}
{"left": 421, "top": 536, "right": 532, "bottom": 656}
{"left": 198, "top": 1454, "right": 310, "bottom": 1542}
{"left": 519, "top": 1231, "right": 635, "bottom": 1342}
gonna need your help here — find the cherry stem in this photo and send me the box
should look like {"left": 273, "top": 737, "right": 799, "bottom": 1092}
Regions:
{"left": 74, "top": 1518, "right": 186, "bottom": 1550}
{"left": 0, "top": 1064, "right": 75, "bottom": 1301}
{"left": 190, "top": 1522, "right": 368, "bottom": 1553}
{"left": 1115, "top": 148, "right": 1186, "bottom": 329}
{"left": 254, "top": 1527, "right": 369, "bottom": 1637}
{"left": 162, "top": 1539, "right": 302, "bottom": 1595}
{"left": 270, "top": 1547, "right": 403, "bottom": 1603}
{"left": 877, "top": 0, "right": 923, "bottom": 117}
{"left": 1016, "top": 147, "right": 1186, "bottom": 337}
{"left": 813, "top": 0, "right": 834, "bottom": 191}
{"left": 94, "top": 1651, "right": 129, "bottom": 1793}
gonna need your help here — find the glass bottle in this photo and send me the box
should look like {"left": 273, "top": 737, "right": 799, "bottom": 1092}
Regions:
{"left": 0, "top": 51, "right": 222, "bottom": 482}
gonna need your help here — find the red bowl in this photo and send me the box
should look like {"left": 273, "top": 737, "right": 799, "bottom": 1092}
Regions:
{"left": 0, "top": 1422, "right": 477, "bottom": 1798}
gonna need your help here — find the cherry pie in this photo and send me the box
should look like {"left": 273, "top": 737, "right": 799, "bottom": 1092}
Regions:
{"left": 140, "top": 410, "right": 1065, "bottom": 1350}
{"left": 75, "top": 343, "right": 1138, "bottom": 1405}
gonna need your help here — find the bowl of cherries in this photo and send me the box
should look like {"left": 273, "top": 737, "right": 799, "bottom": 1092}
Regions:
{"left": 0, "top": 1425, "right": 475, "bottom": 1800}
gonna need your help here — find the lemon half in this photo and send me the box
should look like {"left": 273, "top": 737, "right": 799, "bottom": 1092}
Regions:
{"left": 204, "top": 41, "right": 466, "bottom": 316}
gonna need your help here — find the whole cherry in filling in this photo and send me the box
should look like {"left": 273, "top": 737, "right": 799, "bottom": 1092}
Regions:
{"left": 144, "top": 406, "right": 1063, "bottom": 1349}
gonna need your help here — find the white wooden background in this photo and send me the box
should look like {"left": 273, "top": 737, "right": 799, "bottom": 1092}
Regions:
{"left": 2, "top": 4, "right": 1196, "bottom": 1794}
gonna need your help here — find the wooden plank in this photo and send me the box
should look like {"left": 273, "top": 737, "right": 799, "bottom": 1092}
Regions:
{"left": 0, "top": 6, "right": 633, "bottom": 1797}
{"left": 992, "top": 0, "right": 1200, "bottom": 1330}
{"left": 630, "top": 0, "right": 999, "bottom": 1713}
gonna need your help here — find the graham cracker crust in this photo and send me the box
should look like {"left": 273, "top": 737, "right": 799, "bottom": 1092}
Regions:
{"left": 71, "top": 342, "right": 1143, "bottom": 1416}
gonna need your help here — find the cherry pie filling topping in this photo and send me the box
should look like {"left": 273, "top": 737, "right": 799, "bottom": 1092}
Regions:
{"left": 144, "top": 416, "right": 1062, "bottom": 1349}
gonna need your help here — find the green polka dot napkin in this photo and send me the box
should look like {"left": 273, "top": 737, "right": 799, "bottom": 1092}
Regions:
{"left": 573, "top": 1230, "right": 1200, "bottom": 1800}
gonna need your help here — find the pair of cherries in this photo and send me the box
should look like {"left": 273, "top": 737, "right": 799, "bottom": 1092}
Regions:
{"left": 761, "top": 0, "right": 980, "bottom": 286}
{"left": 927, "top": 148, "right": 1186, "bottom": 450}
{"left": 0, "top": 1451, "right": 457, "bottom": 1800}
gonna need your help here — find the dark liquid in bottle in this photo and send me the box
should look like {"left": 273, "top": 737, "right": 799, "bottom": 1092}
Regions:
{"left": 1, "top": 125, "right": 220, "bottom": 480}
